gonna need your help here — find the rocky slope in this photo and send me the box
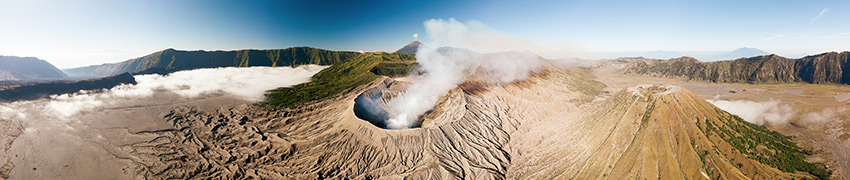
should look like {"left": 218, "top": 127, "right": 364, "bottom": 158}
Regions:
{"left": 0, "top": 56, "right": 68, "bottom": 81}
{"left": 119, "top": 65, "right": 828, "bottom": 179}
{"left": 622, "top": 51, "right": 850, "bottom": 84}
{"left": 63, "top": 47, "right": 360, "bottom": 79}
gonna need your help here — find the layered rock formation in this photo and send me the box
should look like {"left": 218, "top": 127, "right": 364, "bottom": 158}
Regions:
{"left": 622, "top": 51, "right": 850, "bottom": 84}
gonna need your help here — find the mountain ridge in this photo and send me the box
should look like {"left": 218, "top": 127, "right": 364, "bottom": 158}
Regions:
{"left": 62, "top": 47, "right": 361, "bottom": 79}
{"left": 622, "top": 51, "right": 850, "bottom": 84}
{"left": 0, "top": 56, "right": 68, "bottom": 81}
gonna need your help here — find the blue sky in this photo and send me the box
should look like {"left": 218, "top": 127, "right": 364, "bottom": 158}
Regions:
{"left": 0, "top": 0, "right": 848, "bottom": 68}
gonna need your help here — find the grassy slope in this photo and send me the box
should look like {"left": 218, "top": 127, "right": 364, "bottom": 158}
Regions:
{"left": 701, "top": 109, "right": 831, "bottom": 179}
{"left": 264, "top": 52, "right": 415, "bottom": 108}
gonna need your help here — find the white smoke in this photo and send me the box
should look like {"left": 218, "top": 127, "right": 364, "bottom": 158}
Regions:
{"left": 384, "top": 18, "right": 545, "bottom": 129}
{"left": 413, "top": 33, "right": 419, "bottom": 40}
{"left": 0, "top": 65, "right": 326, "bottom": 120}
{"left": 707, "top": 98, "right": 795, "bottom": 125}
{"left": 422, "top": 18, "right": 542, "bottom": 54}
{"left": 801, "top": 107, "right": 844, "bottom": 127}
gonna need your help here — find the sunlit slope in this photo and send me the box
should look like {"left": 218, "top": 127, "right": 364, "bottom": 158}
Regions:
{"left": 511, "top": 84, "right": 829, "bottom": 179}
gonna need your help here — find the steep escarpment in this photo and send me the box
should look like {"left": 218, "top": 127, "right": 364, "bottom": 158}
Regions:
{"left": 120, "top": 65, "right": 828, "bottom": 179}
{"left": 797, "top": 51, "right": 850, "bottom": 84}
{"left": 622, "top": 51, "right": 850, "bottom": 84}
{"left": 62, "top": 47, "right": 364, "bottom": 79}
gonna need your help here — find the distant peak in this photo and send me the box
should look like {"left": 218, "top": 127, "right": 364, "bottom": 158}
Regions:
{"left": 395, "top": 41, "right": 424, "bottom": 55}
{"left": 730, "top": 47, "right": 767, "bottom": 53}
{"left": 406, "top": 41, "right": 422, "bottom": 46}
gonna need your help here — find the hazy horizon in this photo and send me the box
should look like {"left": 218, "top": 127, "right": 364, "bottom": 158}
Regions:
{"left": 1, "top": 0, "right": 848, "bottom": 68}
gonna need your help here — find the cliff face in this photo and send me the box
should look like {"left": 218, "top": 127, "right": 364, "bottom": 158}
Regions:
{"left": 63, "top": 47, "right": 361, "bottom": 79}
{"left": 797, "top": 52, "right": 850, "bottom": 84}
{"left": 0, "top": 73, "right": 135, "bottom": 102}
{"left": 622, "top": 52, "right": 850, "bottom": 84}
{"left": 0, "top": 56, "right": 68, "bottom": 81}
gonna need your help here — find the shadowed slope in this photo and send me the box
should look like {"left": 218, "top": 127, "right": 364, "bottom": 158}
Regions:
{"left": 622, "top": 51, "right": 850, "bottom": 85}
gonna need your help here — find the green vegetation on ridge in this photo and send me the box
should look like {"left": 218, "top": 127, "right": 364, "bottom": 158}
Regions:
{"left": 702, "top": 109, "right": 831, "bottom": 179}
{"left": 264, "top": 53, "right": 415, "bottom": 108}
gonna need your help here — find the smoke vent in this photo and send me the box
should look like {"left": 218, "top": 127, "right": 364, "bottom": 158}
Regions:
{"left": 353, "top": 80, "right": 422, "bottom": 129}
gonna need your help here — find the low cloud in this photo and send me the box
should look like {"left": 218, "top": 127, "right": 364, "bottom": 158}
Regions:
{"left": 801, "top": 107, "right": 844, "bottom": 127}
{"left": 707, "top": 99, "right": 795, "bottom": 126}
{"left": 0, "top": 65, "right": 326, "bottom": 120}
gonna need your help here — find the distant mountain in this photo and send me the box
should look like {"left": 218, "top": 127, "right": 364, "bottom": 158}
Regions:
{"left": 0, "top": 73, "right": 135, "bottom": 102}
{"left": 394, "top": 41, "right": 422, "bottom": 55}
{"left": 705, "top": 47, "right": 770, "bottom": 61}
{"left": 622, "top": 51, "right": 850, "bottom": 84}
{"left": 63, "top": 47, "right": 361, "bottom": 79}
{"left": 0, "top": 56, "right": 68, "bottom": 81}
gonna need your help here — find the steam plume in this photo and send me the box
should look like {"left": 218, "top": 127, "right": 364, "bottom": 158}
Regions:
{"left": 707, "top": 98, "right": 795, "bottom": 125}
{"left": 413, "top": 33, "right": 419, "bottom": 40}
{"left": 384, "top": 18, "right": 545, "bottom": 129}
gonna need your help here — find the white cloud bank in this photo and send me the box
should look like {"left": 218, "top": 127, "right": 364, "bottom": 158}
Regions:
{"left": 707, "top": 99, "right": 795, "bottom": 126}
{"left": 0, "top": 65, "right": 326, "bottom": 120}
